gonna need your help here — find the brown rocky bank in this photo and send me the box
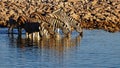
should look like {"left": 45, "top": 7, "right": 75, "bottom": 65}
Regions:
{"left": 0, "top": 0, "right": 120, "bottom": 32}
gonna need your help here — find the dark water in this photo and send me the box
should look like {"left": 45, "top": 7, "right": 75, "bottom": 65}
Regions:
{"left": 0, "top": 28, "right": 120, "bottom": 68}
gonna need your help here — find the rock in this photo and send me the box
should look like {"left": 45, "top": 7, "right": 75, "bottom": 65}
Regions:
{"left": 70, "top": 13, "right": 80, "bottom": 21}
{"left": 0, "top": 0, "right": 120, "bottom": 32}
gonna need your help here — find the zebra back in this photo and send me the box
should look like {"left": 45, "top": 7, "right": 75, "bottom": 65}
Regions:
{"left": 17, "top": 15, "right": 29, "bottom": 26}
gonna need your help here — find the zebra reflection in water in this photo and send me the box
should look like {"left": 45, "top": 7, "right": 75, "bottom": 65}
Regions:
{"left": 8, "top": 33, "right": 82, "bottom": 65}
{"left": 8, "top": 34, "right": 82, "bottom": 51}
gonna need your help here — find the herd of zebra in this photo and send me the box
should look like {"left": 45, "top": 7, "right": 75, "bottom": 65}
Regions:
{"left": 8, "top": 8, "right": 83, "bottom": 40}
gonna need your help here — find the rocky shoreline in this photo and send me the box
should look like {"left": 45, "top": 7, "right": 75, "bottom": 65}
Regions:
{"left": 0, "top": 0, "right": 120, "bottom": 32}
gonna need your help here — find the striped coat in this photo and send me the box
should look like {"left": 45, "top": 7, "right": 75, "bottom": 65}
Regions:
{"left": 30, "top": 12, "right": 71, "bottom": 37}
{"left": 16, "top": 15, "right": 54, "bottom": 39}
{"left": 50, "top": 8, "right": 83, "bottom": 36}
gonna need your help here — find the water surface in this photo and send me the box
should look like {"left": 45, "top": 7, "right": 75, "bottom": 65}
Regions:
{"left": 0, "top": 28, "right": 120, "bottom": 68}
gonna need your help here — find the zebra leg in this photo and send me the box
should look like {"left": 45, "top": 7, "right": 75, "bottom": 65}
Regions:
{"left": 37, "top": 32, "right": 40, "bottom": 41}
{"left": 30, "top": 33, "right": 33, "bottom": 40}
{"left": 11, "top": 26, "right": 14, "bottom": 34}
{"left": 33, "top": 32, "right": 36, "bottom": 41}
{"left": 8, "top": 27, "right": 11, "bottom": 34}
{"left": 8, "top": 27, "right": 13, "bottom": 34}
{"left": 18, "top": 27, "right": 22, "bottom": 36}
{"left": 26, "top": 32, "right": 28, "bottom": 39}
{"left": 27, "top": 33, "right": 34, "bottom": 45}
{"left": 39, "top": 30, "right": 43, "bottom": 38}
{"left": 33, "top": 32, "right": 40, "bottom": 41}
{"left": 17, "top": 27, "right": 22, "bottom": 38}
{"left": 33, "top": 32, "right": 40, "bottom": 44}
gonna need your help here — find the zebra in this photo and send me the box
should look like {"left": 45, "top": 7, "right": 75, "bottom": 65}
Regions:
{"left": 16, "top": 15, "right": 54, "bottom": 40}
{"left": 30, "top": 12, "right": 71, "bottom": 37}
{"left": 17, "top": 15, "right": 40, "bottom": 39}
{"left": 50, "top": 8, "right": 83, "bottom": 36}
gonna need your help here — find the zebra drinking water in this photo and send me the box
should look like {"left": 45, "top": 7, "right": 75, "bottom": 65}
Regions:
{"left": 30, "top": 12, "right": 72, "bottom": 37}
{"left": 50, "top": 8, "right": 83, "bottom": 36}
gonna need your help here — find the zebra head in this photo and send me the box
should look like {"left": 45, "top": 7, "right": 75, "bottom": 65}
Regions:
{"left": 61, "top": 22, "right": 71, "bottom": 35}
{"left": 75, "top": 23, "right": 83, "bottom": 36}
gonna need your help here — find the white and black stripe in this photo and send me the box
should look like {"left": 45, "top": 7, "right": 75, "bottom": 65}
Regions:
{"left": 17, "top": 15, "right": 54, "bottom": 39}
{"left": 30, "top": 12, "right": 71, "bottom": 37}
{"left": 51, "top": 8, "right": 83, "bottom": 36}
